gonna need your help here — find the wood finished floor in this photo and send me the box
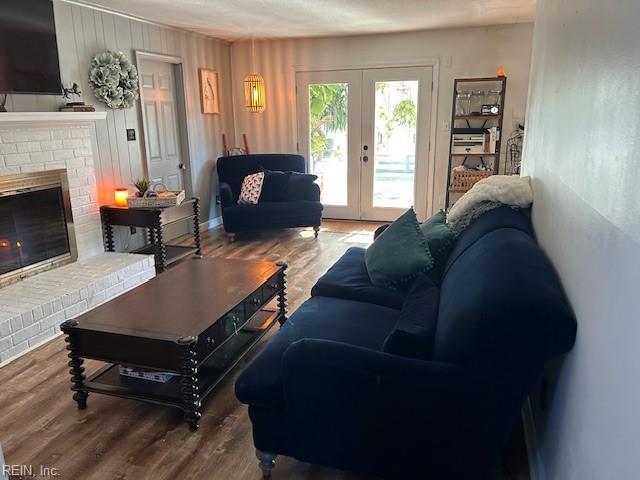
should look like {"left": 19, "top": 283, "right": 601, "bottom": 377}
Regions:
{"left": 0, "top": 221, "right": 526, "bottom": 480}
{"left": 0, "top": 221, "right": 383, "bottom": 480}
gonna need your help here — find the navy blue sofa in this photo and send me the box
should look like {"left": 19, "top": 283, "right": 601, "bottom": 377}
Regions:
{"left": 216, "top": 154, "right": 323, "bottom": 238}
{"left": 235, "top": 207, "right": 577, "bottom": 479}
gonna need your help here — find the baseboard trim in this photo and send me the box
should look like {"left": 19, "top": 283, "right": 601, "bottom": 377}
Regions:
{"left": 522, "top": 397, "right": 546, "bottom": 480}
{"left": 0, "top": 331, "right": 64, "bottom": 369}
{"left": 200, "top": 216, "right": 223, "bottom": 232}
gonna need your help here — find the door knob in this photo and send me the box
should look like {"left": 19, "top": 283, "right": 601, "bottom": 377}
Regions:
{"left": 363, "top": 155, "right": 369, "bottom": 163}
{"left": 363, "top": 145, "right": 369, "bottom": 151}
{"left": 178, "top": 163, "right": 186, "bottom": 170}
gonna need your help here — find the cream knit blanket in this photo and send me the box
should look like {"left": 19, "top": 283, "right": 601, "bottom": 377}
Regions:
{"left": 447, "top": 175, "right": 533, "bottom": 231}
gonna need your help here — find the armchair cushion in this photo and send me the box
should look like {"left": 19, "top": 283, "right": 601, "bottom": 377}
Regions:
{"left": 235, "top": 296, "right": 399, "bottom": 408}
{"left": 260, "top": 170, "right": 319, "bottom": 202}
{"left": 221, "top": 201, "right": 322, "bottom": 232}
{"left": 311, "top": 247, "right": 406, "bottom": 309}
{"left": 383, "top": 275, "right": 439, "bottom": 359}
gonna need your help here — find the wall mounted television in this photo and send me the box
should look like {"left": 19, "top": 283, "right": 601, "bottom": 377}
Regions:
{"left": 0, "top": 0, "right": 62, "bottom": 94}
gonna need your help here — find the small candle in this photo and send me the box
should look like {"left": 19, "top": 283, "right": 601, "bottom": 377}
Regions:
{"left": 114, "top": 188, "right": 129, "bottom": 207}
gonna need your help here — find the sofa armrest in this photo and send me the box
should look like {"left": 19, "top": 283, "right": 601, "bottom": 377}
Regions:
{"left": 219, "top": 182, "right": 235, "bottom": 208}
{"left": 280, "top": 339, "right": 507, "bottom": 470}
{"left": 306, "top": 182, "right": 321, "bottom": 202}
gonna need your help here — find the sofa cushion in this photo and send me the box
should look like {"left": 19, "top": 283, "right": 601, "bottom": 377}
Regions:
{"left": 365, "top": 208, "right": 433, "bottom": 290}
{"left": 434, "top": 228, "right": 576, "bottom": 384}
{"left": 419, "top": 210, "right": 457, "bottom": 285}
{"left": 235, "top": 296, "right": 399, "bottom": 408}
{"left": 383, "top": 275, "right": 439, "bottom": 359}
{"left": 222, "top": 200, "right": 323, "bottom": 232}
{"left": 238, "top": 171, "right": 265, "bottom": 204}
{"left": 311, "top": 247, "right": 406, "bottom": 309}
{"left": 259, "top": 170, "right": 292, "bottom": 202}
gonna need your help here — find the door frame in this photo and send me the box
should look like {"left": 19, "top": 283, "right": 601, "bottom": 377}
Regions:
{"left": 292, "top": 58, "right": 440, "bottom": 221}
{"left": 135, "top": 51, "right": 193, "bottom": 197}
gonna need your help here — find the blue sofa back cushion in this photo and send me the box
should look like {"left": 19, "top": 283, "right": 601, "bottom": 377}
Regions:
{"left": 311, "top": 247, "right": 406, "bottom": 309}
{"left": 434, "top": 228, "right": 577, "bottom": 384}
{"left": 217, "top": 154, "right": 306, "bottom": 203}
{"left": 383, "top": 275, "right": 439, "bottom": 359}
{"left": 444, "top": 206, "right": 533, "bottom": 275}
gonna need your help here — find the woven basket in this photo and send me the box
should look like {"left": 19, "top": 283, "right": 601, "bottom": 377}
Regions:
{"left": 451, "top": 170, "right": 493, "bottom": 192}
{"left": 127, "top": 183, "right": 185, "bottom": 208}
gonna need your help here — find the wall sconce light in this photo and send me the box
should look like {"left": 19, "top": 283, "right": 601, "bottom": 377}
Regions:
{"left": 114, "top": 188, "right": 129, "bottom": 207}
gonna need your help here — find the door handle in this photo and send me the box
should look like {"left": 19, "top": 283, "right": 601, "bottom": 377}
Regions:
{"left": 178, "top": 163, "right": 186, "bottom": 170}
{"left": 362, "top": 155, "right": 369, "bottom": 163}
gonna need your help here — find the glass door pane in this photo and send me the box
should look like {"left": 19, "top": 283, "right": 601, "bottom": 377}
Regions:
{"left": 372, "top": 80, "right": 419, "bottom": 208}
{"left": 308, "top": 83, "right": 348, "bottom": 206}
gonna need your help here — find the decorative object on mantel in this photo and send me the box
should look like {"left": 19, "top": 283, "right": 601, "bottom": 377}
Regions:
{"left": 222, "top": 133, "right": 251, "bottom": 155}
{"left": 127, "top": 182, "right": 185, "bottom": 208}
{"left": 59, "top": 83, "right": 95, "bottom": 112}
{"left": 0, "top": 94, "right": 7, "bottom": 113}
{"left": 243, "top": 38, "right": 266, "bottom": 113}
{"left": 199, "top": 68, "right": 220, "bottom": 114}
{"left": 88, "top": 51, "right": 139, "bottom": 109}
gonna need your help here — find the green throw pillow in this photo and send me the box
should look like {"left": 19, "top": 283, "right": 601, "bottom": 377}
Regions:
{"left": 419, "top": 210, "right": 457, "bottom": 284}
{"left": 365, "top": 208, "right": 434, "bottom": 290}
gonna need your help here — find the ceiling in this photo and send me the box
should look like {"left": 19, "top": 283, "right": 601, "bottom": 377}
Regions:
{"left": 81, "top": 0, "right": 536, "bottom": 42}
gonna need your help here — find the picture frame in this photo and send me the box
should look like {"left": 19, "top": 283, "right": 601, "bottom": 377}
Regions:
{"left": 199, "top": 68, "right": 220, "bottom": 114}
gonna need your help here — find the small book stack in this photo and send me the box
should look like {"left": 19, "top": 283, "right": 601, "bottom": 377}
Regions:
{"left": 118, "top": 365, "right": 178, "bottom": 383}
{"left": 59, "top": 103, "right": 96, "bottom": 112}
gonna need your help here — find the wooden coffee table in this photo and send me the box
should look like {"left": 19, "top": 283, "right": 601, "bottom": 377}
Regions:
{"left": 60, "top": 257, "right": 287, "bottom": 431}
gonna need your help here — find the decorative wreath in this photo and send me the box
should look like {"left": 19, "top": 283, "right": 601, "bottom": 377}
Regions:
{"left": 89, "top": 51, "right": 139, "bottom": 109}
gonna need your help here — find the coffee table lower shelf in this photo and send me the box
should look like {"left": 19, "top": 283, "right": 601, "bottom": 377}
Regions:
{"left": 81, "top": 308, "right": 282, "bottom": 423}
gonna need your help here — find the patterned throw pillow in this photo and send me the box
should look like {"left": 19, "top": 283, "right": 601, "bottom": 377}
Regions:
{"left": 238, "top": 172, "right": 265, "bottom": 204}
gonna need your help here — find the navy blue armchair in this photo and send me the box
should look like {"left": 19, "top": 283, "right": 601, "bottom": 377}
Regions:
{"left": 235, "top": 207, "right": 577, "bottom": 479}
{"left": 216, "top": 154, "right": 323, "bottom": 240}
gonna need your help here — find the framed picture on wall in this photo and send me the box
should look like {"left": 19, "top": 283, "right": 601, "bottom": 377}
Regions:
{"left": 199, "top": 68, "right": 220, "bottom": 114}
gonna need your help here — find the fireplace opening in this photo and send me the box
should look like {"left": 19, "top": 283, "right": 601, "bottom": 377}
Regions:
{"left": 0, "top": 170, "right": 76, "bottom": 286}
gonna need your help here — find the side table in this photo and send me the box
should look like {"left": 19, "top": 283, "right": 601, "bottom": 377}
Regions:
{"left": 100, "top": 198, "right": 202, "bottom": 273}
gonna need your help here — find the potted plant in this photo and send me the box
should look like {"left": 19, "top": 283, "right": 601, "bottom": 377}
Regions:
{"left": 133, "top": 178, "right": 152, "bottom": 197}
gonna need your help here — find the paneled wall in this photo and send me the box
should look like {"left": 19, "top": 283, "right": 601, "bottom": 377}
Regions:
{"left": 4, "top": 1, "right": 234, "bottom": 245}
{"left": 230, "top": 23, "right": 534, "bottom": 215}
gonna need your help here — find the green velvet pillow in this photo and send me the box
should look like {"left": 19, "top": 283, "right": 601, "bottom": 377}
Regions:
{"left": 365, "top": 208, "right": 434, "bottom": 290}
{"left": 419, "top": 210, "right": 457, "bottom": 284}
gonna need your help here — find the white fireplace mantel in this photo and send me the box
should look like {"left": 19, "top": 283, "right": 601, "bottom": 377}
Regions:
{"left": 0, "top": 111, "right": 107, "bottom": 126}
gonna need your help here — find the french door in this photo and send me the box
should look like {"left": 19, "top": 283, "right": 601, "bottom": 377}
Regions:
{"left": 297, "top": 66, "right": 432, "bottom": 221}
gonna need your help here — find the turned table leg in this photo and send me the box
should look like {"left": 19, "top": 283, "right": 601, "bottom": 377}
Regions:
{"left": 61, "top": 320, "right": 88, "bottom": 409}
{"left": 193, "top": 197, "right": 203, "bottom": 258}
{"left": 275, "top": 261, "right": 288, "bottom": 325}
{"left": 178, "top": 336, "right": 201, "bottom": 431}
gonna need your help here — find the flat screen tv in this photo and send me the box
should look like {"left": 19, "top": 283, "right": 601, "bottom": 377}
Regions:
{"left": 0, "top": 0, "right": 62, "bottom": 94}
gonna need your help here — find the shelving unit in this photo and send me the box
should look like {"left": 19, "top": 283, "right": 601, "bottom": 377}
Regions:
{"left": 445, "top": 76, "right": 507, "bottom": 208}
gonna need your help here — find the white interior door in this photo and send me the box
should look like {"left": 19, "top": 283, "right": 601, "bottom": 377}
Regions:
{"left": 297, "top": 66, "right": 432, "bottom": 222}
{"left": 296, "top": 70, "right": 362, "bottom": 219}
{"left": 139, "top": 59, "right": 184, "bottom": 190}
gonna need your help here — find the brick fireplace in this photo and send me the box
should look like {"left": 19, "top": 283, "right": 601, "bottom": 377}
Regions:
{"left": 0, "top": 113, "right": 155, "bottom": 364}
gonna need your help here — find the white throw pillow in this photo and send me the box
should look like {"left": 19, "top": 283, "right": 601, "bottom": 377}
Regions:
{"left": 238, "top": 172, "right": 265, "bottom": 204}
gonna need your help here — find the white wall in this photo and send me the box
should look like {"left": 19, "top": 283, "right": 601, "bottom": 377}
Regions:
{"left": 4, "top": 0, "right": 234, "bottom": 230}
{"left": 521, "top": 1, "right": 640, "bottom": 479}
{"left": 230, "top": 23, "right": 533, "bottom": 214}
